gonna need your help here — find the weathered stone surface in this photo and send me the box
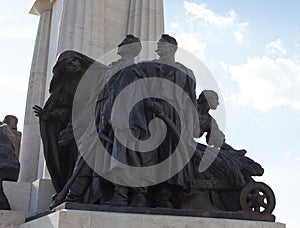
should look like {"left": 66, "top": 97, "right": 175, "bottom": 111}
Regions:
{"left": 21, "top": 209, "right": 285, "bottom": 228}
{"left": 18, "top": 9, "right": 51, "bottom": 183}
{"left": 0, "top": 124, "right": 20, "bottom": 210}
{"left": 3, "top": 181, "right": 31, "bottom": 213}
{"left": 0, "top": 210, "right": 25, "bottom": 228}
{"left": 3, "top": 179, "right": 55, "bottom": 215}
{"left": 54, "top": 202, "right": 276, "bottom": 222}
{"left": 30, "top": 179, "right": 55, "bottom": 213}
{"left": 29, "top": 0, "right": 52, "bottom": 16}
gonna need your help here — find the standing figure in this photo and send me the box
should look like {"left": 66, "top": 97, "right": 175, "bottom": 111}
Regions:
{"left": 96, "top": 35, "right": 144, "bottom": 140}
{"left": 66, "top": 35, "right": 146, "bottom": 206}
{"left": 137, "top": 34, "right": 197, "bottom": 208}
{"left": 33, "top": 51, "right": 95, "bottom": 193}
{"left": 95, "top": 34, "right": 151, "bottom": 207}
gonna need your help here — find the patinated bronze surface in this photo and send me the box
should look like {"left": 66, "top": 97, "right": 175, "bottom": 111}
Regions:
{"left": 0, "top": 116, "right": 20, "bottom": 210}
{"left": 33, "top": 51, "right": 96, "bottom": 193}
{"left": 1, "top": 115, "right": 21, "bottom": 159}
{"left": 36, "top": 34, "right": 276, "bottom": 220}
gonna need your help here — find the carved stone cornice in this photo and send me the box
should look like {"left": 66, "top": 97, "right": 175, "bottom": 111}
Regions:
{"left": 29, "top": 0, "right": 53, "bottom": 15}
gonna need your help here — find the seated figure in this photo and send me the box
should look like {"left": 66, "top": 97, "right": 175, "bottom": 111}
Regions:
{"left": 196, "top": 90, "right": 245, "bottom": 154}
{"left": 179, "top": 90, "right": 264, "bottom": 211}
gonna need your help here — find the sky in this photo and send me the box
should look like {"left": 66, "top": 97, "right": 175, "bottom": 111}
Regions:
{"left": 0, "top": 0, "right": 299, "bottom": 227}
{"left": 164, "top": 1, "right": 300, "bottom": 226}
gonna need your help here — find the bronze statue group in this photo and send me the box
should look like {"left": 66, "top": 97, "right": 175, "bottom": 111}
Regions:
{"left": 0, "top": 115, "right": 21, "bottom": 209}
{"left": 34, "top": 34, "right": 274, "bottom": 214}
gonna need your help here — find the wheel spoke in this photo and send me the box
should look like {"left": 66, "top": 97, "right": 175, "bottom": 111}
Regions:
{"left": 254, "top": 206, "right": 260, "bottom": 212}
{"left": 253, "top": 189, "right": 260, "bottom": 195}
{"left": 240, "top": 182, "right": 275, "bottom": 214}
{"left": 261, "top": 193, "right": 267, "bottom": 198}
{"left": 248, "top": 201, "right": 255, "bottom": 207}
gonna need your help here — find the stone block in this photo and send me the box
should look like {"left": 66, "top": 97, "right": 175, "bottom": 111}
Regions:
{"left": 0, "top": 210, "right": 25, "bottom": 228}
{"left": 3, "top": 181, "right": 31, "bottom": 213}
{"left": 20, "top": 209, "right": 286, "bottom": 228}
{"left": 30, "top": 179, "right": 55, "bottom": 213}
{"left": 3, "top": 179, "right": 55, "bottom": 215}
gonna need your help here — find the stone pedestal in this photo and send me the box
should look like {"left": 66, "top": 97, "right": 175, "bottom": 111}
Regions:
{"left": 3, "top": 181, "right": 32, "bottom": 213}
{"left": 30, "top": 179, "right": 55, "bottom": 213}
{"left": 3, "top": 179, "right": 55, "bottom": 215}
{"left": 20, "top": 209, "right": 286, "bottom": 228}
{"left": 0, "top": 210, "right": 25, "bottom": 228}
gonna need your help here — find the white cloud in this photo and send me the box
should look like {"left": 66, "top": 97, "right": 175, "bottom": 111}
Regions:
{"left": 0, "top": 26, "right": 37, "bottom": 39}
{"left": 252, "top": 116, "right": 273, "bottom": 127}
{"left": 219, "top": 61, "right": 229, "bottom": 71}
{"left": 171, "top": 22, "right": 206, "bottom": 60}
{"left": 184, "top": 2, "right": 237, "bottom": 27}
{"left": 283, "top": 150, "right": 294, "bottom": 160}
{"left": 183, "top": 1, "right": 247, "bottom": 43}
{"left": 0, "top": 76, "right": 28, "bottom": 93}
{"left": 233, "top": 31, "right": 244, "bottom": 43}
{"left": 169, "top": 2, "right": 248, "bottom": 60}
{"left": 265, "top": 39, "right": 287, "bottom": 57}
{"left": 229, "top": 56, "right": 300, "bottom": 112}
{"left": 0, "top": 15, "right": 14, "bottom": 22}
{"left": 171, "top": 2, "right": 300, "bottom": 115}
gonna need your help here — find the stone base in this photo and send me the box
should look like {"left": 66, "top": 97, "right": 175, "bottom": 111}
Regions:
{"left": 0, "top": 210, "right": 25, "bottom": 228}
{"left": 3, "top": 179, "right": 55, "bottom": 215}
{"left": 30, "top": 179, "right": 55, "bottom": 213}
{"left": 50, "top": 202, "right": 276, "bottom": 222}
{"left": 20, "top": 209, "right": 285, "bottom": 228}
{"left": 3, "top": 181, "right": 31, "bottom": 212}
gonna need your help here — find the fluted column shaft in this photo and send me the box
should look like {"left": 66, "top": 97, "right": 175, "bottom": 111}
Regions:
{"left": 19, "top": 9, "right": 52, "bottom": 182}
{"left": 20, "top": 0, "right": 165, "bottom": 183}
{"left": 128, "top": 0, "right": 164, "bottom": 59}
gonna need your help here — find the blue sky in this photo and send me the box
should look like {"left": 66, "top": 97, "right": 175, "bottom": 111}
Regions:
{"left": 164, "top": 1, "right": 300, "bottom": 226}
{"left": 0, "top": 0, "right": 299, "bottom": 227}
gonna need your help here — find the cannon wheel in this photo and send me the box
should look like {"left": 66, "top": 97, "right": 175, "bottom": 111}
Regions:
{"left": 240, "top": 182, "right": 275, "bottom": 214}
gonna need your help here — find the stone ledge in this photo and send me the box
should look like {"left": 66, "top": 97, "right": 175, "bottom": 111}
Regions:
{"left": 27, "top": 202, "right": 276, "bottom": 223}
{"left": 21, "top": 208, "right": 285, "bottom": 228}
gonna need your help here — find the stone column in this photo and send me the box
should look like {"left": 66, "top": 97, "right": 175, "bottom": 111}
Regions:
{"left": 128, "top": 0, "right": 164, "bottom": 41}
{"left": 18, "top": 0, "right": 52, "bottom": 182}
{"left": 128, "top": 0, "right": 165, "bottom": 60}
{"left": 16, "top": 0, "right": 164, "bottom": 214}
{"left": 20, "top": 0, "right": 165, "bottom": 184}
{"left": 45, "top": 0, "right": 165, "bottom": 91}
